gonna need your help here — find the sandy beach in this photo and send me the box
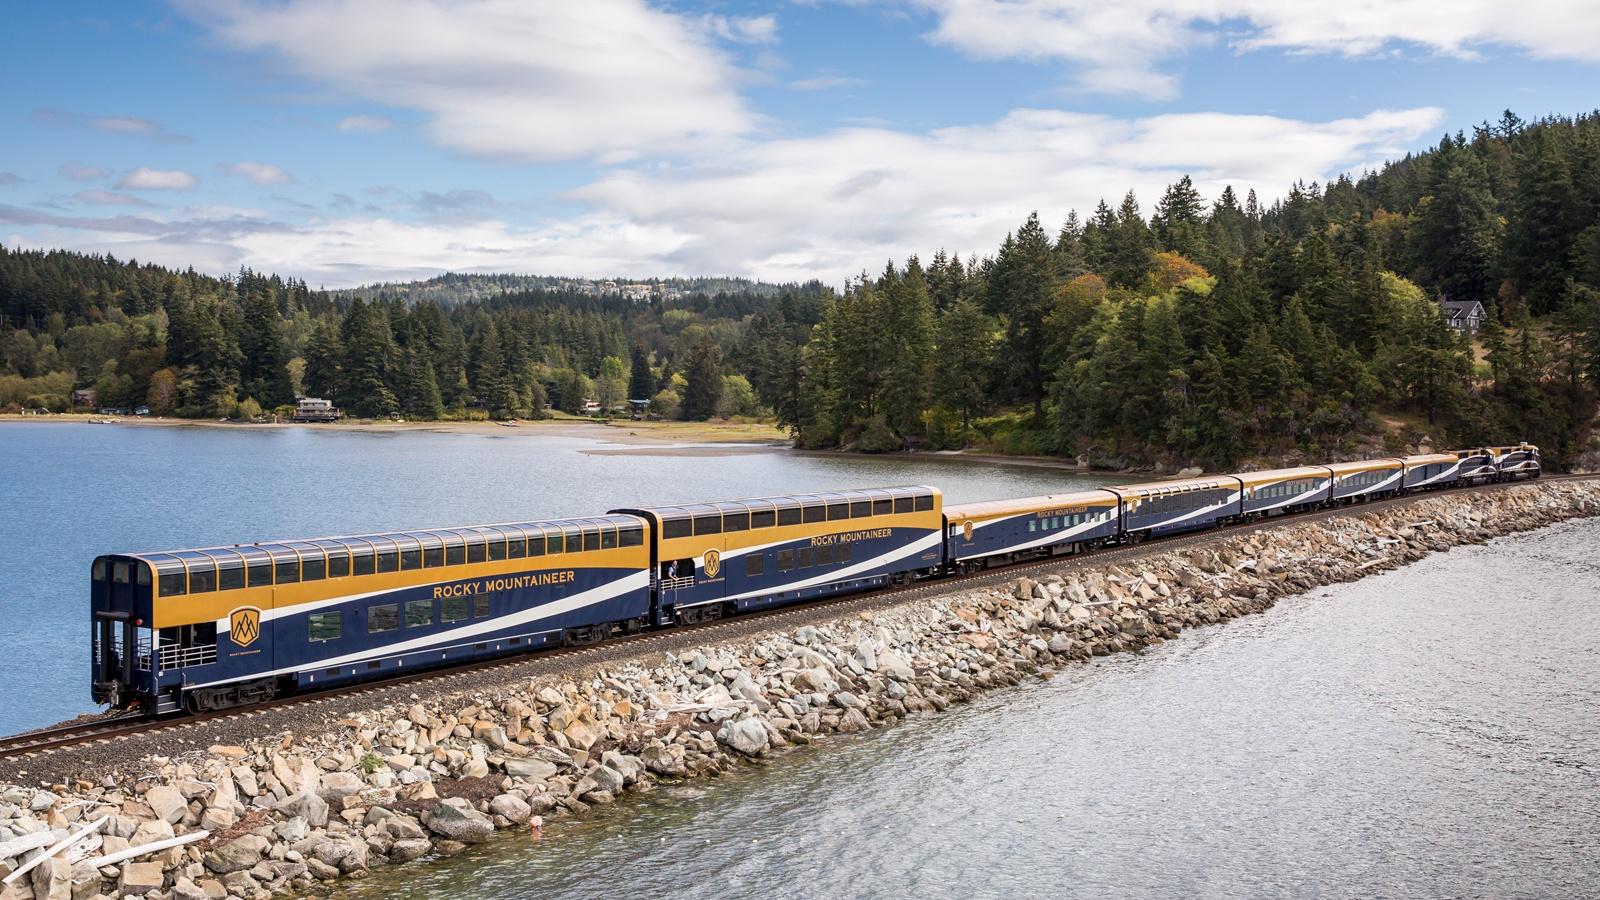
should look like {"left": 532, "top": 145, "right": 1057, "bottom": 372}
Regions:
{"left": 0, "top": 413, "right": 792, "bottom": 447}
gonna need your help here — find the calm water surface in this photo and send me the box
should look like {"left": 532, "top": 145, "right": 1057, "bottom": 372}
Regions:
{"left": 343, "top": 517, "right": 1600, "bottom": 899}
{"left": 0, "top": 422, "right": 1112, "bottom": 733}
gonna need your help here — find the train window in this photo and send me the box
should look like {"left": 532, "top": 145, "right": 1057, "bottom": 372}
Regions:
{"left": 798, "top": 547, "right": 813, "bottom": 568}
{"left": 275, "top": 559, "right": 300, "bottom": 584}
{"left": 377, "top": 550, "right": 399, "bottom": 573}
{"left": 723, "top": 512, "right": 749, "bottom": 532}
{"left": 445, "top": 543, "right": 464, "bottom": 566}
{"left": 751, "top": 509, "right": 776, "bottom": 528}
{"left": 565, "top": 527, "right": 584, "bottom": 553}
{"left": 694, "top": 514, "right": 722, "bottom": 535}
{"left": 745, "top": 554, "right": 764, "bottom": 576}
{"left": 368, "top": 604, "right": 398, "bottom": 633}
{"left": 838, "top": 543, "right": 852, "bottom": 564}
{"left": 547, "top": 532, "right": 564, "bottom": 555}
{"left": 601, "top": 528, "right": 618, "bottom": 550}
{"left": 620, "top": 528, "right": 643, "bottom": 547}
{"left": 895, "top": 497, "right": 914, "bottom": 513}
{"left": 1028, "top": 520, "right": 1037, "bottom": 533}
{"left": 473, "top": 596, "right": 490, "bottom": 618}
{"left": 159, "top": 572, "right": 186, "bottom": 596}
{"left": 527, "top": 536, "right": 545, "bottom": 557}
{"left": 113, "top": 561, "right": 130, "bottom": 583}
{"left": 872, "top": 499, "right": 891, "bottom": 515}
{"left": 219, "top": 565, "right": 245, "bottom": 591}
{"left": 401, "top": 547, "right": 423, "bottom": 570}
{"left": 442, "top": 597, "right": 469, "bottom": 623}
{"left": 466, "top": 542, "right": 486, "bottom": 564}
{"left": 189, "top": 566, "right": 217, "bottom": 593}
{"left": 137, "top": 564, "right": 150, "bottom": 586}
{"left": 352, "top": 551, "right": 376, "bottom": 576}
{"left": 801, "top": 504, "right": 823, "bottom": 524}
{"left": 915, "top": 495, "right": 934, "bottom": 512}
{"left": 308, "top": 612, "right": 341, "bottom": 643}
{"left": 248, "top": 562, "right": 272, "bottom": 587}
{"left": 817, "top": 545, "right": 834, "bottom": 565}
{"left": 488, "top": 539, "right": 507, "bottom": 561}
{"left": 507, "top": 536, "right": 526, "bottom": 559}
{"left": 302, "top": 555, "right": 326, "bottom": 581}
{"left": 663, "top": 518, "right": 692, "bottom": 539}
{"left": 827, "top": 502, "right": 849, "bottom": 520}
{"left": 93, "top": 560, "right": 107, "bottom": 581}
{"left": 777, "top": 550, "right": 795, "bottom": 572}
{"left": 577, "top": 529, "right": 596, "bottom": 552}
{"left": 850, "top": 500, "right": 871, "bottom": 518}
{"left": 406, "top": 599, "right": 432, "bottom": 628}
{"left": 328, "top": 553, "right": 350, "bottom": 578}
{"left": 777, "top": 506, "right": 801, "bottom": 526}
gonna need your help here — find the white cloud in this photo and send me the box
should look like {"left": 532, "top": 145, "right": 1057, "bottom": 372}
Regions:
{"left": 32, "top": 109, "right": 191, "bottom": 142}
{"left": 180, "top": 0, "right": 759, "bottom": 163}
{"left": 116, "top": 168, "right": 199, "bottom": 190}
{"left": 5, "top": 106, "right": 1443, "bottom": 287}
{"left": 337, "top": 114, "right": 393, "bottom": 132}
{"left": 789, "top": 75, "right": 868, "bottom": 91}
{"left": 903, "top": 0, "right": 1600, "bottom": 97}
{"left": 59, "top": 163, "right": 112, "bottom": 181}
{"left": 73, "top": 190, "right": 152, "bottom": 206}
{"left": 699, "top": 13, "right": 778, "bottom": 44}
{"left": 224, "top": 161, "right": 294, "bottom": 185}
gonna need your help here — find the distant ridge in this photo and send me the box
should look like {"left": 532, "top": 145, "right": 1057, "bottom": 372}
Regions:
{"left": 328, "top": 272, "right": 793, "bottom": 306}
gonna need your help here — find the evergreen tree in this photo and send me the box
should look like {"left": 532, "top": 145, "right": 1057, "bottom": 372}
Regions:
{"left": 682, "top": 337, "right": 724, "bottom": 421}
{"left": 1107, "top": 191, "right": 1154, "bottom": 289}
{"left": 1412, "top": 137, "right": 1499, "bottom": 305}
{"left": 238, "top": 291, "right": 292, "bottom": 407}
{"left": 627, "top": 344, "right": 654, "bottom": 401}
{"left": 933, "top": 296, "right": 994, "bottom": 436}
{"left": 1152, "top": 175, "right": 1208, "bottom": 263}
{"left": 338, "top": 298, "right": 398, "bottom": 417}
{"left": 986, "top": 212, "right": 1057, "bottom": 417}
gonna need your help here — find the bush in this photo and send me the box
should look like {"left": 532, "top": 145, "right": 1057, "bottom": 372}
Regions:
{"left": 921, "top": 407, "right": 966, "bottom": 450}
{"left": 856, "top": 414, "right": 902, "bottom": 453}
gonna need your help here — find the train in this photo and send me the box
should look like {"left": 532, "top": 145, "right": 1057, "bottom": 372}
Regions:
{"left": 90, "top": 443, "right": 1538, "bottom": 714}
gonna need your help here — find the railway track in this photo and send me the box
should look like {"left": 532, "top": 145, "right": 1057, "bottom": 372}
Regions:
{"left": 3, "top": 472, "right": 1587, "bottom": 764}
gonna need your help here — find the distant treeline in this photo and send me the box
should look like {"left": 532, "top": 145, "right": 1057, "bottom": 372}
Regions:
{"left": 3, "top": 110, "right": 1599, "bottom": 466}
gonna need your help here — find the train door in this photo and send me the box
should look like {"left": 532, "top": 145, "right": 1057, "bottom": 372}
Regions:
{"left": 91, "top": 556, "right": 145, "bottom": 706}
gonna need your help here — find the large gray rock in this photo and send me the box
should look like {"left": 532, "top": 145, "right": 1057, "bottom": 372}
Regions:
{"left": 724, "top": 718, "right": 770, "bottom": 755}
{"left": 317, "top": 771, "right": 365, "bottom": 802}
{"left": 278, "top": 790, "right": 329, "bottom": 827}
{"left": 389, "top": 838, "right": 432, "bottom": 863}
{"left": 424, "top": 798, "right": 493, "bottom": 844}
{"left": 143, "top": 784, "right": 187, "bottom": 823}
{"left": 503, "top": 758, "right": 558, "bottom": 781}
{"left": 203, "top": 834, "right": 269, "bottom": 874}
{"left": 489, "top": 794, "right": 532, "bottom": 824}
{"left": 119, "top": 861, "right": 166, "bottom": 894}
{"left": 600, "top": 751, "right": 644, "bottom": 785}
{"left": 575, "top": 765, "right": 626, "bottom": 798}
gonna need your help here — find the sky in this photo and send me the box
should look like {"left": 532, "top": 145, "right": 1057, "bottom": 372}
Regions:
{"left": 2, "top": 1, "right": 1598, "bottom": 288}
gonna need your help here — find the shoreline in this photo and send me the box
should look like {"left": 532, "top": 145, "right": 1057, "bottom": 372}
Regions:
{"left": 0, "top": 480, "right": 1593, "bottom": 899}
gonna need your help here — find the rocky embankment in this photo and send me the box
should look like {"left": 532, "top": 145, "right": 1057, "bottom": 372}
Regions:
{"left": 2, "top": 481, "right": 1597, "bottom": 900}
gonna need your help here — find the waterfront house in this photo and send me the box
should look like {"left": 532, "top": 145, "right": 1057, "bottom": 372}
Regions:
{"left": 1440, "top": 299, "right": 1485, "bottom": 334}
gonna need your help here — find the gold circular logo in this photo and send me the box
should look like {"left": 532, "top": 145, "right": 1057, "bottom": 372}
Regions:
{"left": 962, "top": 520, "right": 974, "bottom": 540}
{"left": 702, "top": 549, "right": 721, "bottom": 579}
{"left": 229, "top": 606, "right": 261, "bottom": 648}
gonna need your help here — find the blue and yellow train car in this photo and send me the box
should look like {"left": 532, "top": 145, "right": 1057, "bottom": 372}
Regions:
{"left": 943, "top": 490, "right": 1120, "bottom": 572}
{"left": 91, "top": 514, "right": 652, "bottom": 713}
{"left": 1237, "top": 466, "right": 1332, "bottom": 517}
{"left": 614, "top": 486, "right": 942, "bottom": 624}
{"left": 1456, "top": 448, "right": 1498, "bottom": 484}
{"left": 1399, "top": 453, "right": 1461, "bottom": 490}
{"left": 1110, "top": 477, "right": 1244, "bottom": 539}
{"left": 1489, "top": 443, "right": 1540, "bottom": 479}
{"left": 1326, "top": 458, "right": 1404, "bottom": 502}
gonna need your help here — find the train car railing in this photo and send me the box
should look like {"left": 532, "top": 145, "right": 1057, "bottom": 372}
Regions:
{"left": 659, "top": 574, "right": 695, "bottom": 591}
{"left": 157, "top": 644, "right": 218, "bottom": 670}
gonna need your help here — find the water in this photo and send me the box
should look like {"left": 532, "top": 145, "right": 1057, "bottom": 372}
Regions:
{"left": 0, "top": 422, "right": 1112, "bottom": 734}
{"left": 344, "top": 517, "right": 1600, "bottom": 899}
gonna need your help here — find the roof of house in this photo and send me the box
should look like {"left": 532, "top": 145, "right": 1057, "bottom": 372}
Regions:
{"left": 1440, "top": 299, "right": 1485, "bottom": 316}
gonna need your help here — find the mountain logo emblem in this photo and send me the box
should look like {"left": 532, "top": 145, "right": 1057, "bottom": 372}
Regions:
{"left": 962, "top": 520, "right": 974, "bottom": 540}
{"left": 702, "top": 549, "right": 721, "bottom": 579}
{"left": 229, "top": 607, "right": 261, "bottom": 648}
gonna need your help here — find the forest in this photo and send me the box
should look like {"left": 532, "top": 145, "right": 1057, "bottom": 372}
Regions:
{"left": 3, "top": 110, "right": 1599, "bottom": 468}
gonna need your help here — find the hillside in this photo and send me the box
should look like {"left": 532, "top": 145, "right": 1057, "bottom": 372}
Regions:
{"left": 3, "top": 109, "right": 1599, "bottom": 468}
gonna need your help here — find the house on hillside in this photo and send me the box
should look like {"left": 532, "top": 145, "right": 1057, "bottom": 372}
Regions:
{"left": 1440, "top": 299, "right": 1485, "bottom": 334}
{"left": 71, "top": 389, "right": 96, "bottom": 408}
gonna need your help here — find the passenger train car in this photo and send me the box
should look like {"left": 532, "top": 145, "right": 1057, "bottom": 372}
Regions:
{"left": 89, "top": 444, "right": 1539, "bottom": 715}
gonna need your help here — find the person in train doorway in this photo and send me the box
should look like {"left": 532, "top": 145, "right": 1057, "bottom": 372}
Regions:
{"left": 666, "top": 560, "right": 677, "bottom": 580}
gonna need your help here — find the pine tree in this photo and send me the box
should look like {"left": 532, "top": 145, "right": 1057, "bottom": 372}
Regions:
{"left": 627, "top": 344, "right": 654, "bottom": 401}
{"left": 1107, "top": 192, "right": 1154, "bottom": 289}
{"left": 681, "top": 337, "right": 724, "bottom": 421}
{"left": 1412, "top": 138, "right": 1499, "bottom": 305}
{"left": 338, "top": 298, "right": 398, "bottom": 417}
{"left": 934, "top": 296, "right": 994, "bottom": 436}
{"left": 238, "top": 291, "right": 292, "bottom": 407}
{"left": 986, "top": 212, "right": 1057, "bottom": 417}
{"left": 1152, "top": 175, "right": 1208, "bottom": 262}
